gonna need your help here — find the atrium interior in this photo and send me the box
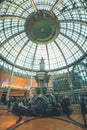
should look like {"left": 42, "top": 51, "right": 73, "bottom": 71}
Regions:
{"left": 0, "top": 0, "right": 87, "bottom": 130}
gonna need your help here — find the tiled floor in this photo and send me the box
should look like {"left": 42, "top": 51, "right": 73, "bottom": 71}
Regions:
{"left": 0, "top": 108, "right": 87, "bottom": 130}
{"left": 16, "top": 118, "right": 86, "bottom": 130}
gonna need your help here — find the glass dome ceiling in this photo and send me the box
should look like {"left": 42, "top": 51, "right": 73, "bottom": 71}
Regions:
{"left": 0, "top": 0, "right": 87, "bottom": 75}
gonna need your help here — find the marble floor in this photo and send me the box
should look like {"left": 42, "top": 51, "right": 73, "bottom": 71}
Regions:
{"left": 0, "top": 108, "right": 87, "bottom": 130}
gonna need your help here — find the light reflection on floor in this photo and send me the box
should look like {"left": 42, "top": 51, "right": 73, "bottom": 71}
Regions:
{"left": 0, "top": 114, "right": 18, "bottom": 130}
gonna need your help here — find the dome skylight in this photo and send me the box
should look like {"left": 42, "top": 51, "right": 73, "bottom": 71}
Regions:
{"left": 0, "top": 0, "right": 87, "bottom": 76}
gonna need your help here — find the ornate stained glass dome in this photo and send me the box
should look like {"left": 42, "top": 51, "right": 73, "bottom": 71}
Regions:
{"left": 0, "top": 0, "right": 87, "bottom": 77}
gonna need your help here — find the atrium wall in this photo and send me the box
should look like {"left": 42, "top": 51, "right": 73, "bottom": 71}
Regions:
{"left": 0, "top": 71, "right": 37, "bottom": 90}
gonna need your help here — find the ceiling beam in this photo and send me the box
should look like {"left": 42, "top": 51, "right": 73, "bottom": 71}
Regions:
{"left": 0, "top": 30, "right": 24, "bottom": 48}
{"left": 60, "top": 20, "right": 87, "bottom": 26}
{"left": 46, "top": 45, "right": 50, "bottom": 71}
{"left": 0, "top": 15, "right": 26, "bottom": 20}
{"left": 50, "top": 0, "right": 62, "bottom": 13}
{"left": 60, "top": 32, "right": 85, "bottom": 54}
{"left": 29, "top": 0, "right": 38, "bottom": 12}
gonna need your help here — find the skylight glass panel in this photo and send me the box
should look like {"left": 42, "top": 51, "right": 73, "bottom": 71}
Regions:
{"left": 82, "top": 41, "right": 87, "bottom": 51}
{"left": 63, "top": 12, "right": 72, "bottom": 19}
{"left": 14, "top": 0, "right": 24, "bottom": 5}
{"left": 21, "top": 1, "right": 30, "bottom": 9}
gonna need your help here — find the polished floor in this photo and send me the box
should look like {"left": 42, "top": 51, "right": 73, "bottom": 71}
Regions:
{"left": 0, "top": 108, "right": 87, "bottom": 130}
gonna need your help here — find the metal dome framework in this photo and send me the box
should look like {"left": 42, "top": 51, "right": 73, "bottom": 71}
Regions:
{"left": 0, "top": 0, "right": 87, "bottom": 77}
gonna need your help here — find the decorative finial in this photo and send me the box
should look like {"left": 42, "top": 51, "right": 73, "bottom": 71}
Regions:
{"left": 40, "top": 57, "right": 45, "bottom": 70}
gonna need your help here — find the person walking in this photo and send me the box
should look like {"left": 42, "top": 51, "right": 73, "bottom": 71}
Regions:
{"left": 80, "top": 99, "right": 87, "bottom": 126}
{"left": 7, "top": 98, "right": 11, "bottom": 112}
